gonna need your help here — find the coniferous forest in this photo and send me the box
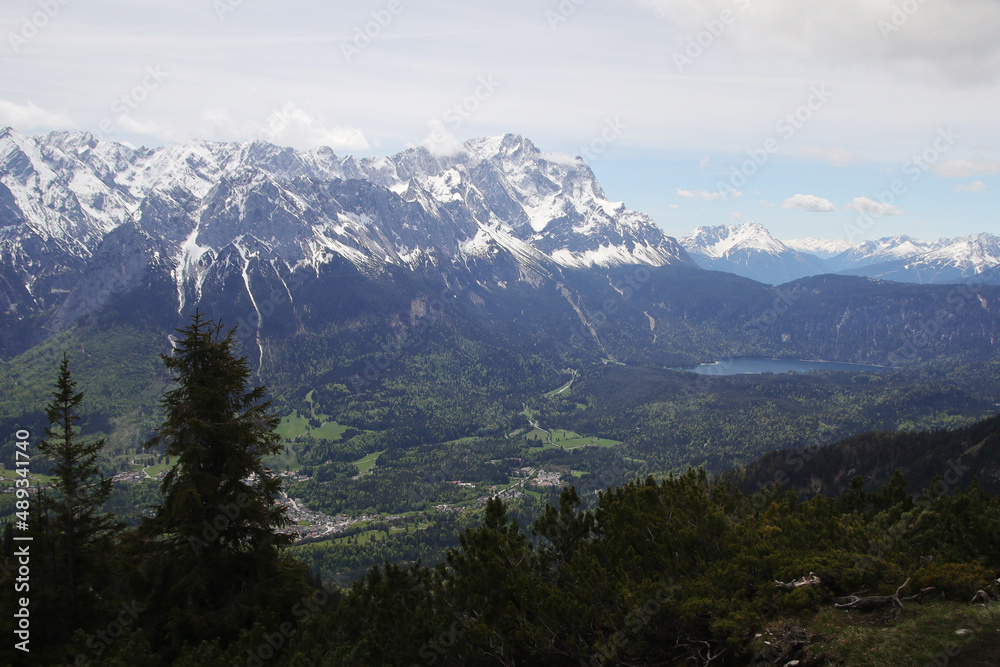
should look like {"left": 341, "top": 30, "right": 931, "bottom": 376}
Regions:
{"left": 1, "top": 313, "right": 999, "bottom": 666}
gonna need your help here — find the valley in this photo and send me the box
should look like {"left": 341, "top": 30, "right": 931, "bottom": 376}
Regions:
{"left": 2, "top": 130, "right": 999, "bottom": 665}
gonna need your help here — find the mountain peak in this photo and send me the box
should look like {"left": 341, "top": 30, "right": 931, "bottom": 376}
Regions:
{"left": 682, "top": 221, "right": 787, "bottom": 258}
{"left": 462, "top": 133, "right": 537, "bottom": 162}
{"left": 681, "top": 222, "right": 827, "bottom": 284}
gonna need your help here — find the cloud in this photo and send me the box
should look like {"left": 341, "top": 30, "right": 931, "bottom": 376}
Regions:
{"left": 191, "top": 106, "right": 368, "bottom": 150}
{"left": 759, "top": 200, "right": 775, "bottom": 208}
{"left": 731, "top": 212, "right": 742, "bottom": 222}
{"left": 0, "top": 98, "right": 75, "bottom": 130}
{"left": 930, "top": 159, "right": 999, "bottom": 178}
{"left": 668, "top": 203, "right": 679, "bottom": 209}
{"left": 117, "top": 115, "right": 170, "bottom": 138}
{"left": 844, "top": 196, "right": 906, "bottom": 215}
{"left": 699, "top": 155, "right": 710, "bottom": 170}
{"left": 781, "top": 194, "right": 835, "bottom": 213}
{"left": 797, "top": 145, "right": 862, "bottom": 167}
{"left": 259, "top": 103, "right": 369, "bottom": 151}
{"left": 953, "top": 180, "right": 988, "bottom": 193}
{"left": 418, "top": 118, "right": 464, "bottom": 156}
{"left": 637, "top": 0, "right": 1000, "bottom": 84}
{"left": 676, "top": 187, "right": 741, "bottom": 200}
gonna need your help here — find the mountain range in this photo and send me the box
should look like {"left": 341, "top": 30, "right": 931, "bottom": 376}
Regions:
{"left": 0, "top": 128, "right": 699, "bottom": 352}
{"left": 681, "top": 221, "right": 1000, "bottom": 286}
{"left": 2, "top": 128, "right": 999, "bottom": 393}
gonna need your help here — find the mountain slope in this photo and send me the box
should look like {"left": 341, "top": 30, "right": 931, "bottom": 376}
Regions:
{"left": 729, "top": 411, "right": 1000, "bottom": 497}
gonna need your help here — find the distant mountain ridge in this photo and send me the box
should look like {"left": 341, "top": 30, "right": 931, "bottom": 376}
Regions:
{"left": 680, "top": 221, "right": 828, "bottom": 284}
{"left": 680, "top": 221, "right": 1000, "bottom": 286}
{"left": 837, "top": 233, "right": 1000, "bottom": 285}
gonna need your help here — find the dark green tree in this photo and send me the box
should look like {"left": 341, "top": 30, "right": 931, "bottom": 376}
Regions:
{"left": 138, "top": 312, "right": 309, "bottom": 650}
{"left": 36, "top": 353, "right": 118, "bottom": 633}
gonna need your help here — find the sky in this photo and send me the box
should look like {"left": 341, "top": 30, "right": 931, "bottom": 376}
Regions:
{"left": 1, "top": 0, "right": 998, "bottom": 245}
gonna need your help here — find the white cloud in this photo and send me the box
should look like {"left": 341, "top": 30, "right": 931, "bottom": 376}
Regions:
{"left": 418, "top": 119, "right": 464, "bottom": 156}
{"left": 190, "top": 104, "right": 369, "bottom": 150}
{"left": 0, "top": 98, "right": 75, "bottom": 130}
{"left": 117, "top": 115, "right": 171, "bottom": 139}
{"left": 844, "top": 196, "right": 906, "bottom": 215}
{"left": 953, "top": 180, "right": 988, "bottom": 193}
{"left": 759, "top": 200, "right": 775, "bottom": 208}
{"left": 668, "top": 203, "right": 679, "bottom": 209}
{"left": 259, "top": 103, "right": 369, "bottom": 151}
{"left": 797, "top": 145, "right": 862, "bottom": 167}
{"left": 699, "top": 155, "right": 710, "bottom": 170}
{"left": 676, "top": 187, "right": 741, "bottom": 200}
{"left": 930, "top": 159, "right": 999, "bottom": 178}
{"left": 781, "top": 194, "right": 835, "bottom": 213}
{"left": 731, "top": 212, "right": 742, "bottom": 222}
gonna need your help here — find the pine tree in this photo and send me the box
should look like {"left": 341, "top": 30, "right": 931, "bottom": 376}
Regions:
{"left": 139, "top": 312, "right": 308, "bottom": 649}
{"left": 36, "top": 354, "right": 118, "bottom": 635}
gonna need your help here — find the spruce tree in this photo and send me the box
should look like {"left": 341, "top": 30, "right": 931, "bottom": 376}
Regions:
{"left": 140, "top": 312, "right": 307, "bottom": 648}
{"left": 36, "top": 354, "right": 118, "bottom": 636}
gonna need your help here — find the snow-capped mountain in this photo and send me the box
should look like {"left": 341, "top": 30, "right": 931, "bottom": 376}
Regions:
{"left": 825, "top": 236, "right": 941, "bottom": 273}
{"left": 0, "top": 128, "right": 693, "bottom": 338}
{"left": 839, "top": 233, "right": 1000, "bottom": 285}
{"left": 782, "top": 237, "right": 853, "bottom": 259}
{"left": 679, "top": 223, "right": 1000, "bottom": 286}
{"left": 680, "top": 221, "right": 828, "bottom": 284}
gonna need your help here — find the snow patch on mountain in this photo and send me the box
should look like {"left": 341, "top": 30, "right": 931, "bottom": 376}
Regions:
{"left": 783, "top": 237, "right": 853, "bottom": 259}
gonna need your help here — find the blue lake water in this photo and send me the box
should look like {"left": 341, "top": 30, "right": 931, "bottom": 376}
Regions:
{"left": 681, "top": 358, "right": 888, "bottom": 376}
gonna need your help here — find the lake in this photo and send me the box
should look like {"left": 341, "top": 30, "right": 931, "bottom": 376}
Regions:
{"left": 680, "top": 358, "right": 888, "bottom": 376}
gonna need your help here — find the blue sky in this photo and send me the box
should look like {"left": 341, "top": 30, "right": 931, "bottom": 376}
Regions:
{"left": 2, "top": 0, "right": 998, "bottom": 244}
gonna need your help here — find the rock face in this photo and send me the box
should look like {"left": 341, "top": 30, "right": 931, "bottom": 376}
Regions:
{"left": 0, "top": 128, "right": 694, "bottom": 349}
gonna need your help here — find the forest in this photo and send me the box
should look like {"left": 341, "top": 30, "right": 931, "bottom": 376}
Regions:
{"left": 1, "top": 312, "right": 999, "bottom": 665}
